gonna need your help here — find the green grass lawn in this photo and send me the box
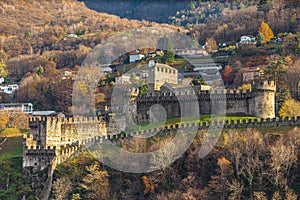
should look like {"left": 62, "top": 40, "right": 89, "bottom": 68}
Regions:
{"left": 0, "top": 136, "right": 23, "bottom": 162}
{"left": 0, "top": 128, "right": 29, "bottom": 137}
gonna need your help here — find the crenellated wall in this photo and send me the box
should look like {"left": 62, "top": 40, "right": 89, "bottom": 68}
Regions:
{"left": 136, "top": 80, "right": 276, "bottom": 123}
{"left": 23, "top": 114, "right": 300, "bottom": 172}
{"left": 23, "top": 116, "right": 107, "bottom": 171}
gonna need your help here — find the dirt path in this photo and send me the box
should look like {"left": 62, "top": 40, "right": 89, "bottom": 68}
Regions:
{"left": 0, "top": 137, "right": 7, "bottom": 150}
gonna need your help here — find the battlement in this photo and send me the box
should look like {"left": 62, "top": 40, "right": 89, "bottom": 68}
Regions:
{"left": 137, "top": 79, "right": 276, "bottom": 121}
{"left": 25, "top": 145, "right": 56, "bottom": 151}
{"left": 127, "top": 116, "right": 300, "bottom": 137}
{"left": 23, "top": 114, "right": 300, "bottom": 173}
{"left": 141, "top": 88, "right": 254, "bottom": 97}
{"left": 137, "top": 88, "right": 255, "bottom": 103}
{"left": 253, "top": 80, "right": 276, "bottom": 91}
{"left": 29, "top": 116, "right": 104, "bottom": 125}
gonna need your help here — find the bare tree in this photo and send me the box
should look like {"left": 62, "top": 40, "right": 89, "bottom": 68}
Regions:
{"left": 80, "top": 162, "right": 109, "bottom": 200}
{"left": 52, "top": 177, "right": 72, "bottom": 200}
{"left": 268, "top": 135, "right": 298, "bottom": 193}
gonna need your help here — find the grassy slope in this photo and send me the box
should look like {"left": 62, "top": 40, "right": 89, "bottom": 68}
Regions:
{"left": 0, "top": 136, "right": 23, "bottom": 162}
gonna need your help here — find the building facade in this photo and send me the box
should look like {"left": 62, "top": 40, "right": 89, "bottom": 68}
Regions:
{"left": 148, "top": 63, "right": 178, "bottom": 91}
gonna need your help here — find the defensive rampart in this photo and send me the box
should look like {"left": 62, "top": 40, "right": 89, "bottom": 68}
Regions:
{"left": 23, "top": 114, "right": 300, "bottom": 173}
{"left": 136, "top": 81, "right": 276, "bottom": 123}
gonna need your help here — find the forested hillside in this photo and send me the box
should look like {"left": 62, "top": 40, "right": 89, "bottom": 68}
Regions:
{"left": 51, "top": 128, "right": 300, "bottom": 199}
{"left": 0, "top": 0, "right": 184, "bottom": 111}
{"left": 82, "top": 0, "right": 191, "bottom": 23}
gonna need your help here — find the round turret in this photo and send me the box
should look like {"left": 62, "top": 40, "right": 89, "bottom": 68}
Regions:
{"left": 252, "top": 80, "right": 276, "bottom": 118}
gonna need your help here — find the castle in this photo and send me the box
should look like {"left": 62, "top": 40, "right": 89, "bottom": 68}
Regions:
{"left": 136, "top": 80, "right": 276, "bottom": 123}
{"left": 23, "top": 79, "right": 276, "bottom": 171}
{"left": 23, "top": 116, "right": 107, "bottom": 171}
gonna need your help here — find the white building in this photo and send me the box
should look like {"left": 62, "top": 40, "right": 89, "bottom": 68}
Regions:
{"left": 175, "top": 48, "right": 208, "bottom": 56}
{"left": 61, "top": 71, "right": 74, "bottom": 80}
{"left": 102, "top": 67, "right": 113, "bottom": 76}
{"left": 0, "top": 84, "right": 19, "bottom": 95}
{"left": 240, "top": 36, "right": 256, "bottom": 44}
{"left": 67, "top": 34, "right": 78, "bottom": 38}
{"left": 0, "top": 103, "right": 33, "bottom": 114}
{"left": 129, "top": 54, "right": 145, "bottom": 63}
{"left": 115, "top": 75, "right": 131, "bottom": 84}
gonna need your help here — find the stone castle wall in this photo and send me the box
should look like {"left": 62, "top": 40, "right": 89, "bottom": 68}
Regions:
{"left": 23, "top": 114, "right": 300, "bottom": 172}
{"left": 23, "top": 81, "right": 276, "bottom": 171}
{"left": 23, "top": 116, "right": 107, "bottom": 171}
{"left": 136, "top": 81, "right": 276, "bottom": 123}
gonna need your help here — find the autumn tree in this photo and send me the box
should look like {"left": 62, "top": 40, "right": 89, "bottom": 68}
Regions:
{"left": 205, "top": 37, "right": 218, "bottom": 54}
{"left": 258, "top": 21, "right": 274, "bottom": 42}
{"left": 253, "top": 191, "right": 268, "bottom": 200}
{"left": 224, "top": 129, "right": 266, "bottom": 199}
{"left": 221, "top": 65, "right": 234, "bottom": 85}
{"left": 278, "top": 99, "right": 300, "bottom": 117}
{"left": 80, "top": 162, "right": 109, "bottom": 200}
{"left": 139, "top": 80, "right": 148, "bottom": 95}
{"left": 150, "top": 136, "right": 181, "bottom": 190}
{"left": 0, "top": 49, "right": 8, "bottom": 77}
{"left": 52, "top": 177, "right": 72, "bottom": 200}
{"left": 284, "top": 58, "right": 300, "bottom": 97}
{"left": 268, "top": 133, "right": 298, "bottom": 195}
{"left": 278, "top": 89, "right": 291, "bottom": 110}
{"left": 0, "top": 111, "right": 10, "bottom": 129}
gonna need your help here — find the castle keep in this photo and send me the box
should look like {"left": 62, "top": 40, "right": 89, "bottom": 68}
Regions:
{"left": 23, "top": 117, "right": 107, "bottom": 171}
{"left": 136, "top": 80, "right": 276, "bottom": 123}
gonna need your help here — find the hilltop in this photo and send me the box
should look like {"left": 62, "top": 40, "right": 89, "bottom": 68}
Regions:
{"left": 82, "top": 0, "right": 191, "bottom": 23}
{"left": 0, "top": 0, "right": 184, "bottom": 58}
{"left": 0, "top": 0, "right": 186, "bottom": 110}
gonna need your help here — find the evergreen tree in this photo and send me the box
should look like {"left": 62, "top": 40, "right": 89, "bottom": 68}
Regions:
{"left": 278, "top": 89, "right": 291, "bottom": 110}
{"left": 163, "top": 36, "right": 175, "bottom": 63}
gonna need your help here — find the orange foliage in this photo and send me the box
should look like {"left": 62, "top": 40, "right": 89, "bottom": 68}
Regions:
{"left": 0, "top": 111, "right": 10, "bottom": 129}
{"left": 258, "top": 21, "right": 274, "bottom": 42}
{"left": 221, "top": 65, "right": 234, "bottom": 84}
{"left": 142, "top": 175, "right": 157, "bottom": 194}
{"left": 217, "top": 157, "right": 231, "bottom": 167}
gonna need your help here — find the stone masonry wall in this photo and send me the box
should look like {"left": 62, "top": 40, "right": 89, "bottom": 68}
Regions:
{"left": 136, "top": 81, "right": 276, "bottom": 123}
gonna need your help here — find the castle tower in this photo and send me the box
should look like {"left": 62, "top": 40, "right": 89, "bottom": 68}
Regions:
{"left": 148, "top": 61, "right": 178, "bottom": 91}
{"left": 253, "top": 80, "right": 276, "bottom": 118}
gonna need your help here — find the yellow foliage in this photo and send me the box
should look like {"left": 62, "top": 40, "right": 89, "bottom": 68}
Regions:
{"left": 142, "top": 175, "right": 157, "bottom": 194}
{"left": 223, "top": 133, "right": 229, "bottom": 147}
{"left": 279, "top": 99, "right": 300, "bottom": 118}
{"left": 238, "top": 84, "right": 252, "bottom": 92}
{"left": 217, "top": 157, "right": 231, "bottom": 167}
{"left": 0, "top": 50, "right": 8, "bottom": 77}
{"left": 258, "top": 21, "right": 274, "bottom": 42}
{"left": 0, "top": 111, "right": 10, "bottom": 129}
{"left": 284, "top": 55, "right": 293, "bottom": 65}
{"left": 78, "top": 81, "right": 88, "bottom": 95}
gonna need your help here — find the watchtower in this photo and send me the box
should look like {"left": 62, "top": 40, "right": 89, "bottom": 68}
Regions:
{"left": 252, "top": 80, "right": 276, "bottom": 118}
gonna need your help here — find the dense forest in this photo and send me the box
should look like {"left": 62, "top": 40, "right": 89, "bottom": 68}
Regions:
{"left": 51, "top": 128, "right": 300, "bottom": 199}
{"left": 1, "top": 127, "right": 299, "bottom": 199}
